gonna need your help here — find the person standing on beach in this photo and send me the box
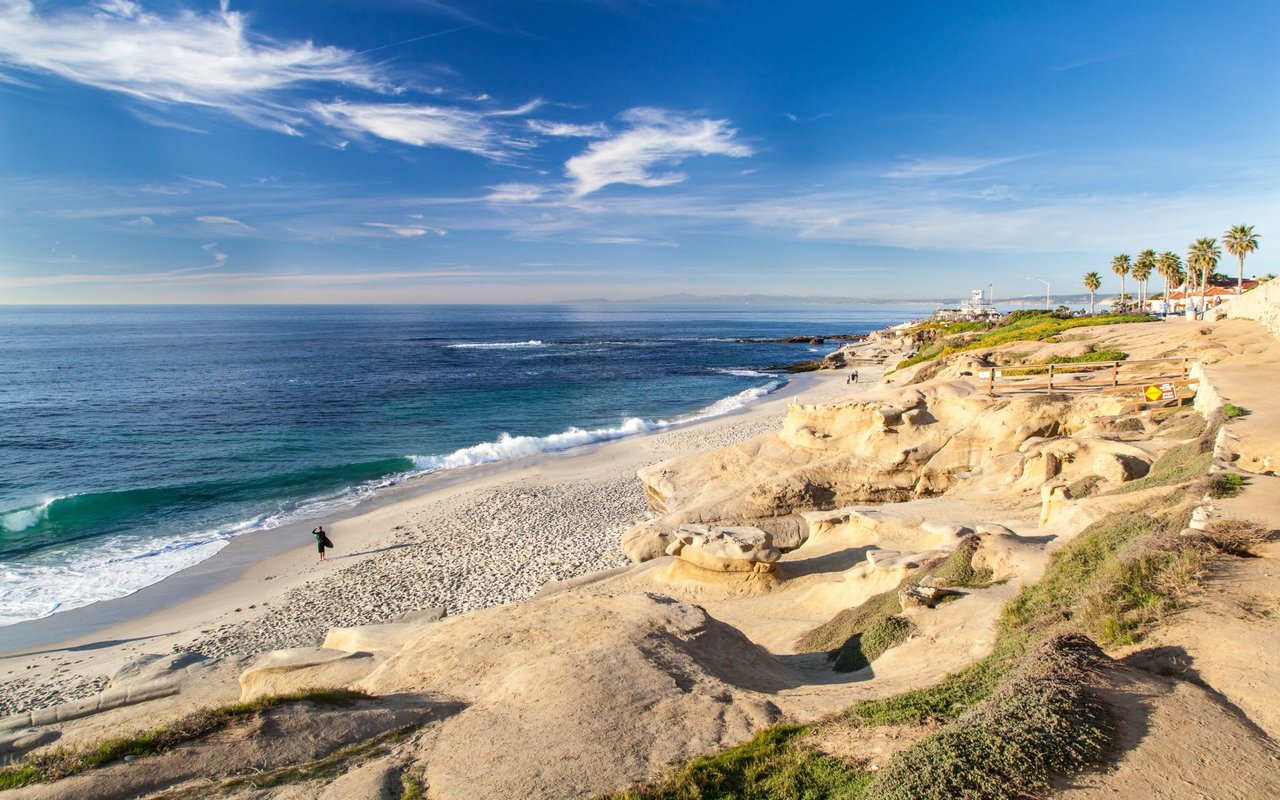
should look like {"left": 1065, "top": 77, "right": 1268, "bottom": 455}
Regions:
{"left": 313, "top": 525, "right": 334, "bottom": 562}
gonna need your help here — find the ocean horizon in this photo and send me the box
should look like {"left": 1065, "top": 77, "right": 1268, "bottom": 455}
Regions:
{"left": 0, "top": 302, "right": 929, "bottom": 626}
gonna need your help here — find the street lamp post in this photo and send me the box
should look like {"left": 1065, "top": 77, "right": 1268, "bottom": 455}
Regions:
{"left": 1027, "top": 277, "right": 1051, "bottom": 308}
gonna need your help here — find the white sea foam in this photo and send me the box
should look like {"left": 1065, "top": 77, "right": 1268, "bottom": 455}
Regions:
{"left": 712, "top": 367, "right": 774, "bottom": 378}
{"left": 0, "top": 498, "right": 58, "bottom": 533}
{"left": 0, "top": 531, "right": 231, "bottom": 627}
{"left": 445, "top": 340, "right": 544, "bottom": 349}
{"left": 408, "top": 376, "right": 784, "bottom": 474}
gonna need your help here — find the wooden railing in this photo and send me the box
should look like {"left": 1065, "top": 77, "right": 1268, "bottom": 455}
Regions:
{"left": 974, "top": 357, "right": 1197, "bottom": 405}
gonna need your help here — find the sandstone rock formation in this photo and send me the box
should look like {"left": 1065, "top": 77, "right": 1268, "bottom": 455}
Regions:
{"left": 664, "top": 525, "right": 781, "bottom": 572}
{"left": 625, "top": 381, "right": 1119, "bottom": 559}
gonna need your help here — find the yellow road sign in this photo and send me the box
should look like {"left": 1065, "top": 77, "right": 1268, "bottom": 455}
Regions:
{"left": 1144, "top": 385, "right": 1164, "bottom": 401}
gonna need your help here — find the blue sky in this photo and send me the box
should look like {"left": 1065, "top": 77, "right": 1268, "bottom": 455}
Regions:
{"left": 1, "top": 0, "right": 1277, "bottom": 303}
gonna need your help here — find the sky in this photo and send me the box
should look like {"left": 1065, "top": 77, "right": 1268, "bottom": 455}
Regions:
{"left": 1, "top": 0, "right": 1278, "bottom": 304}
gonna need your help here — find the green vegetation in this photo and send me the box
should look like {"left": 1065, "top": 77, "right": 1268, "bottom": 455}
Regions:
{"left": 607, "top": 725, "right": 872, "bottom": 800}
{"left": 151, "top": 723, "right": 422, "bottom": 799}
{"left": 1210, "top": 472, "right": 1245, "bottom": 498}
{"left": 897, "top": 311, "right": 1153, "bottom": 371}
{"left": 1083, "top": 271, "right": 1102, "bottom": 314}
{"left": 861, "top": 636, "right": 1113, "bottom": 800}
{"left": 1223, "top": 224, "right": 1260, "bottom": 295}
{"left": 0, "top": 689, "right": 372, "bottom": 789}
{"left": 834, "top": 616, "right": 914, "bottom": 673}
{"left": 1042, "top": 348, "right": 1128, "bottom": 365}
{"left": 798, "top": 538, "right": 993, "bottom": 673}
{"left": 1222, "top": 403, "right": 1247, "bottom": 419}
{"left": 216, "top": 725, "right": 417, "bottom": 793}
{"left": 1111, "top": 254, "right": 1132, "bottom": 311}
{"left": 1106, "top": 440, "right": 1213, "bottom": 495}
{"left": 399, "top": 769, "right": 426, "bottom": 800}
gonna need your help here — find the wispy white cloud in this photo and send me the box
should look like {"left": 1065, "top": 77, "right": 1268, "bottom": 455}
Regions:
{"left": 883, "top": 154, "right": 1033, "bottom": 179}
{"left": 196, "top": 214, "right": 253, "bottom": 230}
{"left": 0, "top": 0, "right": 388, "bottom": 131}
{"left": 310, "top": 100, "right": 529, "bottom": 158}
{"left": 484, "top": 182, "right": 547, "bottom": 203}
{"left": 527, "top": 119, "right": 608, "bottom": 138}
{"left": 565, "top": 107, "right": 753, "bottom": 196}
{"left": 1052, "top": 53, "right": 1129, "bottom": 73}
{"left": 585, "top": 235, "right": 677, "bottom": 247}
{"left": 123, "top": 214, "right": 154, "bottom": 226}
{"left": 362, "top": 222, "right": 446, "bottom": 237}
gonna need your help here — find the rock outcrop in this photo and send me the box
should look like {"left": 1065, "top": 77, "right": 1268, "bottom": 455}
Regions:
{"left": 626, "top": 381, "right": 1119, "bottom": 559}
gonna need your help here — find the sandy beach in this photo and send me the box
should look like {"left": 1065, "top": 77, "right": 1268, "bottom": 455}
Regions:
{"left": 0, "top": 363, "right": 879, "bottom": 716}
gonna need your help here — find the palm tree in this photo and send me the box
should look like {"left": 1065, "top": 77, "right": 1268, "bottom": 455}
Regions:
{"left": 1157, "top": 251, "right": 1183, "bottom": 313}
{"left": 1187, "top": 237, "right": 1221, "bottom": 317}
{"left": 1133, "top": 249, "right": 1156, "bottom": 310}
{"left": 1111, "top": 254, "right": 1132, "bottom": 312}
{"left": 1082, "top": 271, "right": 1102, "bottom": 314}
{"left": 1223, "top": 224, "right": 1260, "bottom": 294}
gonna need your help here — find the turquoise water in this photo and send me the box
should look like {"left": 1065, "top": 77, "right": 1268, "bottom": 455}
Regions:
{"left": 0, "top": 303, "right": 927, "bottom": 624}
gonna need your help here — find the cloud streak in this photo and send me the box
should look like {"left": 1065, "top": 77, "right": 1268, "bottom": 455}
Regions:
{"left": 310, "top": 100, "right": 532, "bottom": 158}
{"left": 882, "top": 154, "right": 1034, "bottom": 179}
{"left": 565, "top": 108, "right": 753, "bottom": 196}
{"left": 0, "top": 0, "right": 387, "bottom": 131}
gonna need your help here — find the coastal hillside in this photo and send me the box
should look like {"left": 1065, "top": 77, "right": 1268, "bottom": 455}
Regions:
{"left": 2, "top": 303, "right": 1279, "bottom": 799}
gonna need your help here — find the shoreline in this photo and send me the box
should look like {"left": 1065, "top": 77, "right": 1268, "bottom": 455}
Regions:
{"left": 0, "top": 365, "right": 803, "bottom": 649}
{"left": 0, "top": 362, "right": 882, "bottom": 714}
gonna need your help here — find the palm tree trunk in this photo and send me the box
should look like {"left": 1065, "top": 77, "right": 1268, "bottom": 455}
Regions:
{"left": 1238, "top": 255, "right": 1245, "bottom": 294}
{"left": 1089, "top": 290, "right": 1094, "bottom": 314}
{"left": 1120, "top": 276, "right": 1126, "bottom": 312}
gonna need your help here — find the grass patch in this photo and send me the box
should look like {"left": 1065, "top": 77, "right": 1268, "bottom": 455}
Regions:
{"left": 217, "top": 725, "right": 416, "bottom": 792}
{"left": 1201, "top": 518, "right": 1274, "bottom": 557}
{"left": 152, "top": 723, "right": 421, "bottom": 799}
{"left": 1106, "top": 440, "right": 1213, "bottom": 496}
{"left": 833, "top": 616, "right": 914, "bottom": 673}
{"left": 1222, "top": 403, "right": 1247, "bottom": 419}
{"left": 0, "top": 688, "right": 372, "bottom": 789}
{"left": 602, "top": 725, "right": 871, "bottom": 800}
{"left": 799, "top": 538, "right": 994, "bottom": 672}
{"left": 1067, "top": 475, "right": 1103, "bottom": 498}
{"left": 896, "top": 313, "right": 1153, "bottom": 370}
{"left": 797, "top": 583, "right": 906, "bottom": 654}
{"left": 1209, "top": 472, "right": 1245, "bottom": 498}
{"left": 862, "top": 635, "right": 1114, "bottom": 800}
{"left": 399, "top": 768, "right": 426, "bottom": 800}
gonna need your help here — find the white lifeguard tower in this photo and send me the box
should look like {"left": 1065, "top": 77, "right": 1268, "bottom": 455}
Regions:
{"left": 934, "top": 288, "right": 1000, "bottom": 321}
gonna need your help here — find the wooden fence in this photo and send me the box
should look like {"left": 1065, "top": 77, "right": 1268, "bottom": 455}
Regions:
{"left": 973, "top": 357, "right": 1197, "bottom": 407}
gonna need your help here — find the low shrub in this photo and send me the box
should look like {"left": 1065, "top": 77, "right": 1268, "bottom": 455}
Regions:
{"left": 1222, "top": 403, "right": 1247, "bottom": 419}
{"left": 0, "top": 689, "right": 371, "bottom": 788}
{"left": 833, "top": 616, "right": 915, "bottom": 673}
{"left": 862, "top": 635, "right": 1114, "bottom": 800}
{"left": 604, "top": 725, "right": 870, "bottom": 800}
{"left": 1209, "top": 472, "right": 1245, "bottom": 498}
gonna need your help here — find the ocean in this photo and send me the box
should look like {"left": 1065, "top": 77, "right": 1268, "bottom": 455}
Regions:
{"left": 0, "top": 303, "right": 927, "bottom": 626}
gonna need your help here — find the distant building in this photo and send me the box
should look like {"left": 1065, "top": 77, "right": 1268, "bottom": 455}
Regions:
{"left": 1134, "top": 277, "right": 1261, "bottom": 314}
{"left": 934, "top": 289, "right": 1001, "bottom": 321}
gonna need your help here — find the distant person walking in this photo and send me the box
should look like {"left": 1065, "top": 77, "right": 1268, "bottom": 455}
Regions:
{"left": 313, "top": 525, "right": 334, "bottom": 562}
{"left": 852, "top": 370, "right": 859, "bottom": 383}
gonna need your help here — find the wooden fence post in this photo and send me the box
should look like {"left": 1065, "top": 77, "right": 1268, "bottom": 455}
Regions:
{"left": 1111, "top": 361, "right": 1119, "bottom": 387}
{"left": 1047, "top": 363, "right": 1054, "bottom": 394}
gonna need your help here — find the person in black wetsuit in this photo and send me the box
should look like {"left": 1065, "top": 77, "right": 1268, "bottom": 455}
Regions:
{"left": 313, "top": 525, "right": 334, "bottom": 562}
